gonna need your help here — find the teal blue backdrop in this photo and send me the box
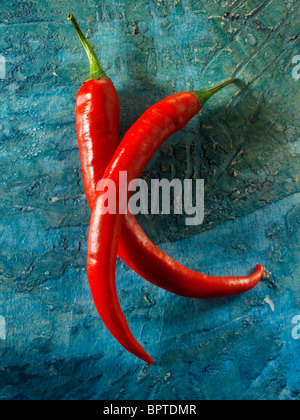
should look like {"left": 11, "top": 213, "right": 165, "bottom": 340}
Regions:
{"left": 0, "top": 0, "right": 299, "bottom": 400}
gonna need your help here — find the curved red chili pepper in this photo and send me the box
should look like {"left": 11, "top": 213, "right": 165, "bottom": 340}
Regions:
{"left": 69, "top": 15, "right": 263, "bottom": 362}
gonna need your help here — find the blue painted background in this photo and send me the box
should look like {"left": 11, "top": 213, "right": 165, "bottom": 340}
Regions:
{"left": 0, "top": 0, "right": 299, "bottom": 400}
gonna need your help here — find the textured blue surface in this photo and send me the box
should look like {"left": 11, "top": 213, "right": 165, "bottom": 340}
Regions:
{"left": 0, "top": 0, "right": 299, "bottom": 400}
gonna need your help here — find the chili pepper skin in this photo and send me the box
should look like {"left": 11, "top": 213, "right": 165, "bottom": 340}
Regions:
{"left": 87, "top": 85, "right": 257, "bottom": 363}
{"left": 76, "top": 79, "right": 120, "bottom": 207}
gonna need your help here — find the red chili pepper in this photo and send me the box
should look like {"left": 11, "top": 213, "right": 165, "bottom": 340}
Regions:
{"left": 68, "top": 15, "right": 120, "bottom": 208}
{"left": 69, "top": 15, "right": 263, "bottom": 363}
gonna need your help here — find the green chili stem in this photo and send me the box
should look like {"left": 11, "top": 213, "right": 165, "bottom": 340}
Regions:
{"left": 67, "top": 13, "right": 109, "bottom": 82}
{"left": 191, "top": 78, "right": 237, "bottom": 107}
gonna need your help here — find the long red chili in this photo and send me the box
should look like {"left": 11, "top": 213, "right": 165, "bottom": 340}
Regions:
{"left": 69, "top": 15, "right": 263, "bottom": 363}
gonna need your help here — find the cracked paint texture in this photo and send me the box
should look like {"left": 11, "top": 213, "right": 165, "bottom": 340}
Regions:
{"left": 0, "top": 0, "right": 299, "bottom": 400}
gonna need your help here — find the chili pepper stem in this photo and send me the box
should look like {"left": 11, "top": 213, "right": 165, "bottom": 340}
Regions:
{"left": 67, "top": 13, "right": 109, "bottom": 82}
{"left": 191, "top": 78, "right": 237, "bottom": 107}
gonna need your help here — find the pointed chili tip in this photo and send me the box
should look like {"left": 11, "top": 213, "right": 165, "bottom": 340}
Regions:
{"left": 191, "top": 78, "right": 238, "bottom": 108}
{"left": 253, "top": 264, "right": 264, "bottom": 285}
{"left": 256, "top": 264, "right": 264, "bottom": 276}
{"left": 139, "top": 350, "right": 154, "bottom": 365}
{"left": 146, "top": 355, "right": 155, "bottom": 365}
